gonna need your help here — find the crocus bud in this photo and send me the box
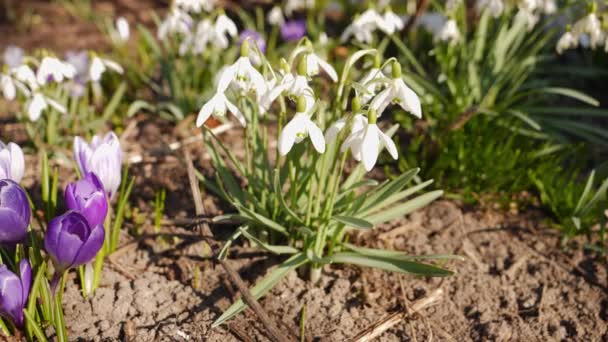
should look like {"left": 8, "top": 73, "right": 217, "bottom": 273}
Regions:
{"left": 0, "top": 180, "right": 30, "bottom": 246}
{"left": 0, "top": 259, "right": 31, "bottom": 327}
{"left": 280, "top": 20, "right": 307, "bottom": 42}
{"left": 0, "top": 141, "right": 25, "bottom": 183}
{"left": 73, "top": 132, "right": 122, "bottom": 200}
{"left": 65, "top": 172, "right": 108, "bottom": 228}
{"left": 44, "top": 211, "right": 105, "bottom": 273}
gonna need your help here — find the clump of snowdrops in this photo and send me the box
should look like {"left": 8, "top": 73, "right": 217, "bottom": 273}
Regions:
{"left": 196, "top": 38, "right": 457, "bottom": 326}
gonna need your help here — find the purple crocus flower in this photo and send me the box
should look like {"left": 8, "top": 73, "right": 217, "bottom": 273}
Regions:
{"left": 44, "top": 211, "right": 105, "bottom": 273}
{"left": 281, "top": 20, "right": 307, "bottom": 42}
{"left": 0, "top": 179, "right": 31, "bottom": 246}
{"left": 239, "top": 29, "right": 267, "bottom": 53}
{"left": 65, "top": 172, "right": 108, "bottom": 228}
{"left": 73, "top": 132, "right": 122, "bottom": 200}
{"left": 0, "top": 259, "right": 31, "bottom": 328}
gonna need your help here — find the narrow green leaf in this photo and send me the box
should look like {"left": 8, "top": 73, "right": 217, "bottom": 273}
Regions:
{"left": 332, "top": 215, "right": 373, "bottom": 230}
{"left": 23, "top": 310, "right": 47, "bottom": 342}
{"left": 323, "top": 252, "right": 453, "bottom": 277}
{"left": 367, "top": 190, "right": 443, "bottom": 224}
{"left": 239, "top": 227, "right": 299, "bottom": 255}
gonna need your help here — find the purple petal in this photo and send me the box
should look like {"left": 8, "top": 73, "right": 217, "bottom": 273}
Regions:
{"left": 0, "top": 265, "right": 24, "bottom": 326}
{"left": 18, "top": 259, "right": 31, "bottom": 311}
{"left": 71, "top": 224, "right": 105, "bottom": 267}
{"left": 281, "top": 20, "right": 307, "bottom": 42}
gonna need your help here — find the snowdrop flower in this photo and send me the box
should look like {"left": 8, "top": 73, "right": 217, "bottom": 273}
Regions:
{"left": 378, "top": 8, "right": 404, "bottom": 35}
{"left": 196, "top": 91, "right": 246, "bottom": 127}
{"left": 437, "top": 19, "right": 460, "bottom": 43}
{"left": 359, "top": 66, "right": 388, "bottom": 104}
{"left": 179, "top": 19, "right": 213, "bottom": 55}
{"left": 278, "top": 96, "right": 325, "bottom": 155}
{"left": 3, "top": 46, "right": 23, "bottom": 70}
{"left": 213, "top": 12, "right": 238, "bottom": 49}
{"left": 26, "top": 93, "right": 66, "bottom": 121}
{"left": 573, "top": 13, "right": 604, "bottom": 49}
{"left": 305, "top": 53, "right": 338, "bottom": 82}
{"left": 157, "top": 8, "right": 193, "bottom": 40}
{"left": 556, "top": 31, "right": 578, "bottom": 54}
{"left": 262, "top": 59, "right": 314, "bottom": 110}
{"left": 325, "top": 111, "right": 368, "bottom": 144}
{"left": 285, "top": 0, "right": 314, "bottom": 16}
{"left": 281, "top": 20, "right": 307, "bottom": 42}
{"left": 370, "top": 62, "right": 421, "bottom": 118}
{"left": 36, "top": 57, "right": 76, "bottom": 85}
{"left": 0, "top": 74, "right": 15, "bottom": 100}
{"left": 175, "top": 0, "right": 215, "bottom": 13}
{"left": 268, "top": 6, "right": 285, "bottom": 26}
{"left": 341, "top": 110, "right": 398, "bottom": 171}
{"left": 115, "top": 17, "right": 130, "bottom": 42}
{"left": 341, "top": 9, "right": 383, "bottom": 44}
{"left": 217, "top": 40, "right": 267, "bottom": 96}
{"left": 540, "top": 0, "right": 556, "bottom": 15}
{"left": 89, "top": 56, "right": 123, "bottom": 82}
{"left": 73, "top": 132, "right": 123, "bottom": 199}
{"left": 477, "top": 0, "right": 504, "bottom": 18}
{"left": 516, "top": 8, "right": 539, "bottom": 31}
{"left": 13, "top": 65, "right": 38, "bottom": 91}
{"left": 0, "top": 141, "right": 25, "bottom": 183}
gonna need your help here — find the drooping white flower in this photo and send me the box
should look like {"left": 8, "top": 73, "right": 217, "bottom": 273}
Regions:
{"left": 516, "top": 8, "right": 539, "bottom": 31}
{"left": 36, "top": 57, "right": 76, "bottom": 85}
{"left": 116, "top": 17, "right": 130, "bottom": 42}
{"left": 573, "top": 13, "right": 604, "bottom": 49}
{"left": 13, "top": 65, "right": 38, "bottom": 91}
{"left": 73, "top": 132, "right": 123, "bottom": 199}
{"left": 180, "top": 19, "right": 214, "bottom": 55}
{"left": 325, "top": 114, "right": 367, "bottom": 144}
{"left": 217, "top": 54, "right": 267, "bottom": 95}
{"left": 267, "top": 6, "right": 285, "bottom": 26}
{"left": 370, "top": 63, "right": 421, "bottom": 118}
{"left": 26, "top": 93, "right": 66, "bottom": 121}
{"left": 378, "top": 8, "right": 404, "bottom": 35}
{"left": 1, "top": 74, "right": 15, "bottom": 100}
{"left": 89, "top": 57, "right": 124, "bottom": 82}
{"left": 0, "top": 141, "right": 25, "bottom": 183}
{"left": 305, "top": 53, "right": 338, "bottom": 82}
{"left": 341, "top": 111, "right": 398, "bottom": 171}
{"left": 157, "top": 8, "right": 193, "bottom": 40}
{"left": 540, "top": 0, "right": 556, "bottom": 15}
{"left": 359, "top": 67, "right": 388, "bottom": 104}
{"left": 196, "top": 92, "right": 246, "bottom": 127}
{"left": 278, "top": 100, "right": 325, "bottom": 155}
{"left": 556, "top": 31, "right": 578, "bottom": 54}
{"left": 285, "top": 0, "right": 314, "bottom": 16}
{"left": 341, "top": 9, "right": 383, "bottom": 44}
{"left": 213, "top": 13, "right": 238, "bottom": 49}
{"left": 175, "top": 0, "right": 215, "bottom": 13}
{"left": 262, "top": 72, "right": 314, "bottom": 111}
{"left": 476, "top": 0, "right": 504, "bottom": 18}
{"left": 3, "top": 46, "right": 23, "bottom": 69}
{"left": 437, "top": 19, "right": 460, "bottom": 43}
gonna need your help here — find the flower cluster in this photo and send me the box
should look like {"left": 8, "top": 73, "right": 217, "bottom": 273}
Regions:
{"left": 557, "top": 6, "right": 606, "bottom": 54}
{"left": 1, "top": 46, "right": 123, "bottom": 121}
{"left": 341, "top": 7, "right": 404, "bottom": 44}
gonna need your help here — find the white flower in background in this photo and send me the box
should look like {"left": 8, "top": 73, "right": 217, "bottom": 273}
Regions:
{"left": 73, "top": 132, "right": 123, "bottom": 199}
{"left": 3, "top": 46, "right": 24, "bottom": 70}
{"left": 437, "top": 19, "right": 461, "bottom": 43}
{"left": 359, "top": 67, "right": 388, "bottom": 104}
{"left": 65, "top": 50, "right": 89, "bottom": 78}
{"left": 573, "top": 13, "right": 604, "bottom": 49}
{"left": 477, "top": 0, "right": 504, "bottom": 18}
{"left": 36, "top": 57, "right": 76, "bottom": 85}
{"left": 1, "top": 74, "right": 15, "bottom": 100}
{"left": 305, "top": 53, "right": 338, "bottom": 82}
{"left": 285, "top": 0, "right": 314, "bottom": 16}
{"left": 516, "top": 8, "right": 539, "bottom": 31}
{"left": 26, "top": 93, "right": 66, "bottom": 121}
{"left": 341, "top": 110, "right": 398, "bottom": 171}
{"left": 540, "top": 0, "right": 556, "bottom": 14}
{"left": 89, "top": 57, "right": 124, "bottom": 82}
{"left": 268, "top": 6, "right": 285, "bottom": 26}
{"left": 197, "top": 92, "right": 246, "bottom": 127}
{"left": 0, "top": 141, "right": 24, "bottom": 183}
{"left": 325, "top": 114, "right": 367, "bottom": 144}
{"left": 157, "top": 8, "right": 193, "bottom": 40}
{"left": 556, "top": 31, "right": 578, "bottom": 54}
{"left": 213, "top": 13, "right": 238, "bottom": 49}
{"left": 278, "top": 97, "right": 325, "bottom": 155}
{"left": 13, "top": 65, "right": 38, "bottom": 91}
{"left": 179, "top": 19, "right": 213, "bottom": 55}
{"left": 175, "top": 0, "right": 215, "bottom": 13}
{"left": 341, "top": 9, "right": 383, "bottom": 44}
{"left": 378, "top": 8, "right": 404, "bottom": 35}
{"left": 115, "top": 17, "right": 130, "bottom": 42}
{"left": 370, "top": 63, "right": 421, "bottom": 118}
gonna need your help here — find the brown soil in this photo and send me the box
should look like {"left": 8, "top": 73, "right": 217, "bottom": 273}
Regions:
{"left": 60, "top": 199, "right": 608, "bottom": 341}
